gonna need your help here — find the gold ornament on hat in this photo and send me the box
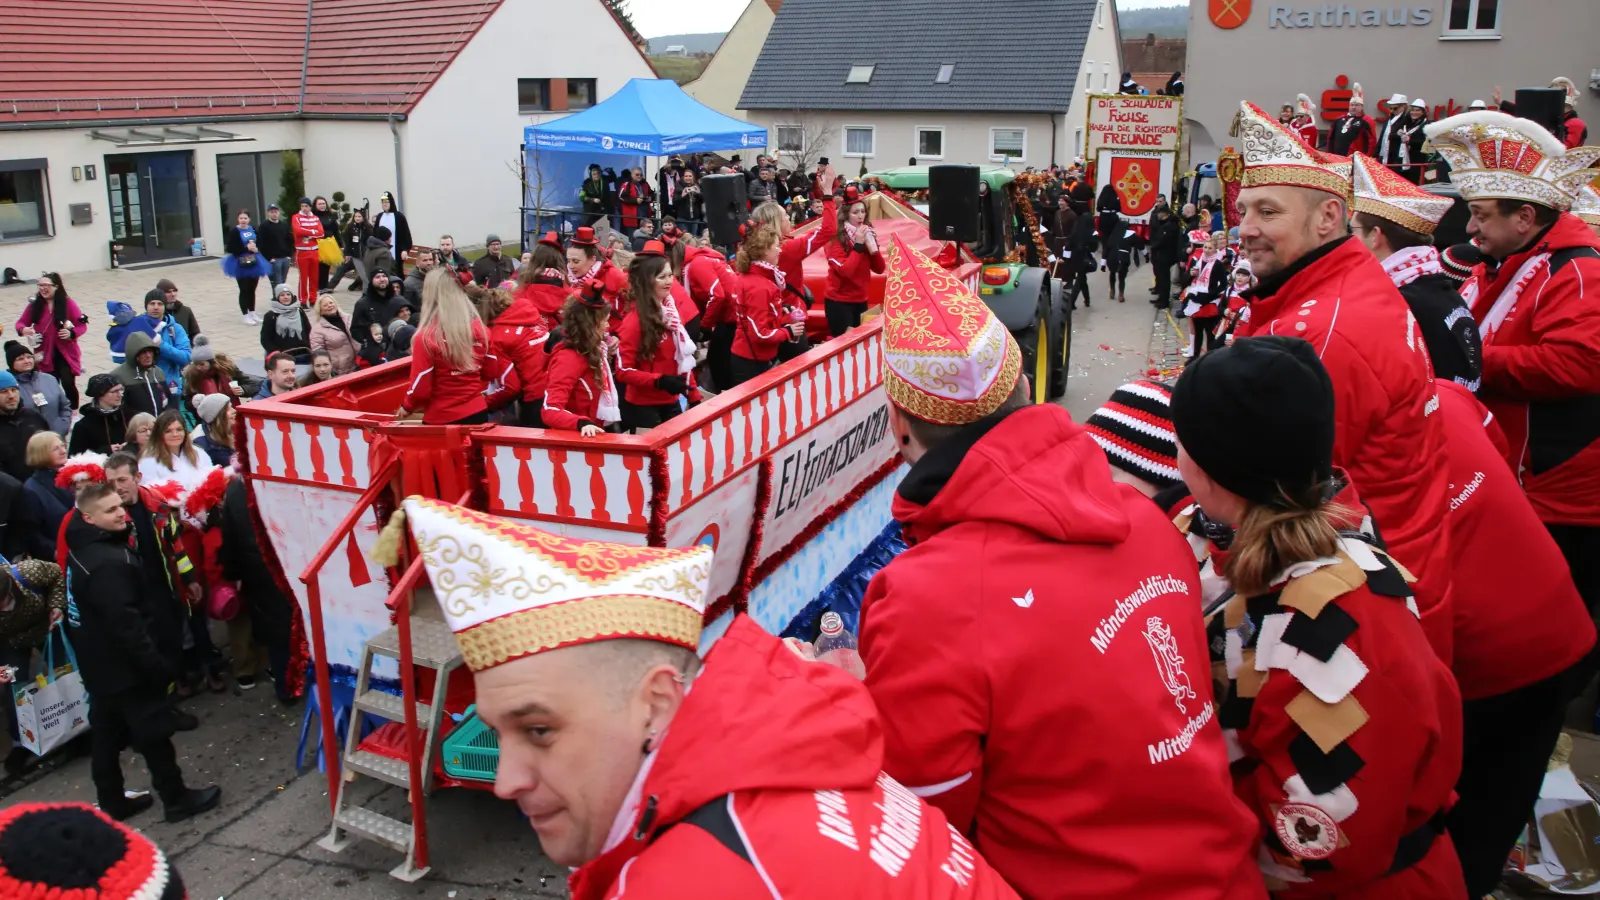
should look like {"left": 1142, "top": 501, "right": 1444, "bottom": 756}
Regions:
{"left": 1236, "top": 102, "right": 1353, "bottom": 202}
{"left": 1350, "top": 153, "right": 1455, "bottom": 235}
{"left": 1569, "top": 176, "right": 1600, "bottom": 226}
{"left": 1422, "top": 111, "right": 1600, "bottom": 211}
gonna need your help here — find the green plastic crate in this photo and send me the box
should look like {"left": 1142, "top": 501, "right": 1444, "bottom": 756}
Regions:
{"left": 441, "top": 705, "right": 499, "bottom": 782}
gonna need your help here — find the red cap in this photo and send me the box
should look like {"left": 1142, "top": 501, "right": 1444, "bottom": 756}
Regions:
{"left": 636, "top": 240, "right": 668, "bottom": 258}
{"left": 570, "top": 226, "right": 599, "bottom": 247}
{"left": 575, "top": 279, "right": 609, "bottom": 309}
{"left": 842, "top": 185, "right": 862, "bottom": 204}
{"left": 537, "top": 231, "right": 563, "bottom": 251}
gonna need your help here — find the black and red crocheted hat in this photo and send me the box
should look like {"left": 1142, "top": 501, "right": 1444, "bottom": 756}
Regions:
{"left": 0, "top": 802, "right": 186, "bottom": 899}
{"left": 1084, "top": 380, "right": 1181, "bottom": 489}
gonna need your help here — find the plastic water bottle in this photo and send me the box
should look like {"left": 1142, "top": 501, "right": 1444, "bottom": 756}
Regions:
{"left": 815, "top": 612, "right": 865, "bottom": 680}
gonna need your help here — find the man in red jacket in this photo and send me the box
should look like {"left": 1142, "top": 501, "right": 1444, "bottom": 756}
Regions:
{"left": 860, "top": 236, "right": 1265, "bottom": 899}
{"left": 1325, "top": 83, "right": 1376, "bottom": 157}
{"left": 400, "top": 497, "right": 1020, "bottom": 900}
{"left": 289, "top": 197, "right": 323, "bottom": 309}
{"left": 1231, "top": 100, "right": 1456, "bottom": 662}
{"left": 1425, "top": 110, "right": 1600, "bottom": 626}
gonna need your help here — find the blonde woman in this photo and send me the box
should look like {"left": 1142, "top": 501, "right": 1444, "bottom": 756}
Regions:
{"left": 21, "top": 431, "right": 72, "bottom": 559}
{"left": 307, "top": 293, "right": 357, "bottom": 375}
{"left": 397, "top": 268, "right": 493, "bottom": 424}
{"left": 124, "top": 412, "right": 156, "bottom": 456}
{"left": 140, "top": 409, "right": 209, "bottom": 484}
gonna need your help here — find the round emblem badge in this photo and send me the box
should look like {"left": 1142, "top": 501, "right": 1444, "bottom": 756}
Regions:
{"left": 1275, "top": 803, "right": 1339, "bottom": 860}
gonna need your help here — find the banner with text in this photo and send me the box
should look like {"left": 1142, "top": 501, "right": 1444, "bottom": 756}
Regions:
{"left": 1086, "top": 95, "right": 1184, "bottom": 156}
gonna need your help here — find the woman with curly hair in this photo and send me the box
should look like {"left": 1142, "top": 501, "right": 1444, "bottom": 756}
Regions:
{"left": 542, "top": 283, "right": 620, "bottom": 436}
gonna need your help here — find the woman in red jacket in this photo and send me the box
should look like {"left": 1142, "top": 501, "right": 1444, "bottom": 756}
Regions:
{"left": 1174, "top": 336, "right": 1465, "bottom": 899}
{"left": 289, "top": 197, "right": 324, "bottom": 309}
{"left": 823, "top": 189, "right": 886, "bottom": 337}
{"left": 616, "top": 168, "right": 653, "bottom": 232}
{"left": 616, "top": 242, "right": 700, "bottom": 430}
{"left": 398, "top": 269, "right": 493, "bottom": 425}
{"left": 543, "top": 283, "right": 620, "bottom": 436}
{"left": 730, "top": 225, "right": 802, "bottom": 387}
{"left": 681, "top": 238, "right": 739, "bottom": 390}
{"left": 749, "top": 162, "right": 839, "bottom": 313}
{"left": 512, "top": 262, "right": 570, "bottom": 332}
{"left": 484, "top": 282, "right": 556, "bottom": 428}
{"left": 564, "top": 227, "right": 629, "bottom": 330}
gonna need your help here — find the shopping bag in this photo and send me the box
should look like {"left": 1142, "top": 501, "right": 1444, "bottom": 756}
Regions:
{"left": 317, "top": 236, "right": 343, "bottom": 266}
{"left": 12, "top": 626, "right": 90, "bottom": 757}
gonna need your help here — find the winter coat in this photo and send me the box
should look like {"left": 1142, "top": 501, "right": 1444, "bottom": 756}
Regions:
{"left": 62, "top": 515, "right": 180, "bottom": 698}
{"left": 732, "top": 267, "right": 792, "bottom": 363}
{"left": 1434, "top": 382, "right": 1596, "bottom": 699}
{"left": 0, "top": 472, "right": 29, "bottom": 562}
{"left": 110, "top": 333, "right": 176, "bottom": 419}
{"left": 362, "top": 235, "right": 398, "bottom": 280}
{"left": 401, "top": 321, "right": 493, "bottom": 424}
{"left": 21, "top": 468, "right": 72, "bottom": 561}
{"left": 105, "top": 301, "right": 139, "bottom": 365}
{"left": 341, "top": 219, "right": 372, "bottom": 259}
{"left": 217, "top": 478, "right": 292, "bottom": 646}
{"left": 540, "top": 345, "right": 605, "bottom": 431}
{"left": 0, "top": 408, "right": 48, "bottom": 483}
{"left": 683, "top": 246, "right": 739, "bottom": 328}
{"left": 489, "top": 299, "right": 553, "bottom": 404}
{"left": 0, "top": 558, "right": 64, "bottom": 652}
{"left": 617, "top": 178, "right": 653, "bottom": 230}
{"left": 673, "top": 184, "right": 704, "bottom": 224}
{"left": 861, "top": 403, "right": 1264, "bottom": 900}
{"left": 1237, "top": 236, "right": 1454, "bottom": 662}
{"left": 127, "top": 310, "right": 191, "bottom": 383}
{"left": 1198, "top": 481, "right": 1465, "bottom": 899}
{"left": 260, "top": 308, "right": 312, "bottom": 362}
{"left": 471, "top": 252, "right": 515, "bottom": 288}
{"left": 353, "top": 285, "right": 411, "bottom": 341}
{"left": 629, "top": 228, "right": 657, "bottom": 252}
{"left": 256, "top": 216, "right": 293, "bottom": 259}
{"left": 182, "top": 368, "right": 247, "bottom": 424}
{"left": 12, "top": 369, "right": 72, "bottom": 436}
{"left": 511, "top": 282, "right": 568, "bottom": 332}
{"left": 401, "top": 268, "right": 428, "bottom": 308}
{"left": 824, "top": 235, "right": 885, "bottom": 304}
{"left": 569, "top": 260, "right": 630, "bottom": 331}
{"left": 616, "top": 307, "right": 699, "bottom": 407}
{"left": 778, "top": 198, "right": 837, "bottom": 300}
{"left": 309, "top": 312, "right": 359, "bottom": 375}
{"left": 568, "top": 615, "right": 1022, "bottom": 900}
{"left": 580, "top": 175, "right": 611, "bottom": 215}
{"left": 1150, "top": 214, "right": 1183, "bottom": 265}
{"left": 1461, "top": 213, "right": 1600, "bottom": 527}
{"left": 15, "top": 293, "right": 88, "bottom": 376}
{"left": 69, "top": 402, "right": 131, "bottom": 456}
{"left": 194, "top": 434, "right": 233, "bottom": 467}
{"left": 165, "top": 301, "right": 199, "bottom": 339}
{"left": 1389, "top": 266, "right": 1482, "bottom": 391}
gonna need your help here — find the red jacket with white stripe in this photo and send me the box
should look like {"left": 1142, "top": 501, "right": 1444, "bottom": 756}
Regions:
{"left": 487, "top": 301, "right": 552, "bottom": 407}
{"left": 291, "top": 212, "right": 323, "bottom": 252}
{"left": 616, "top": 307, "right": 700, "bottom": 407}
{"left": 511, "top": 282, "right": 569, "bottom": 332}
{"left": 683, "top": 246, "right": 738, "bottom": 328}
{"left": 541, "top": 346, "right": 604, "bottom": 432}
{"left": 1436, "top": 380, "right": 1596, "bottom": 699}
{"left": 825, "top": 235, "right": 887, "bottom": 304}
{"left": 1462, "top": 213, "right": 1600, "bottom": 526}
{"left": 401, "top": 321, "right": 492, "bottom": 424}
{"left": 732, "top": 266, "right": 791, "bottom": 362}
{"left": 1237, "top": 236, "right": 1455, "bottom": 664}
{"left": 570, "top": 260, "right": 630, "bottom": 333}
{"left": 861, "top": 404, "right": 1264, "bottom": 900}
{"left": 778, "top": 198, "right": 837, "bottom": 297}
{"left": 568, "top": 616, "right": 1021, "bottom": 900}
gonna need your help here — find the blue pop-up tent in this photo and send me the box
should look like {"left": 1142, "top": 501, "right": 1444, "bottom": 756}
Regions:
{"left": 522, "top": 79, "right": 767, "bottom": 235}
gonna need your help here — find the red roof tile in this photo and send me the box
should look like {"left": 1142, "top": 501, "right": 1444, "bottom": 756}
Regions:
{"left": 0, "top": 0, "right": 511, "bottom": 124}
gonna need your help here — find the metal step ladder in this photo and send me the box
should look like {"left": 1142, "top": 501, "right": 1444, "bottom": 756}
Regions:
{"left": 317, "top": 615, "right": 463, "bottom": 881}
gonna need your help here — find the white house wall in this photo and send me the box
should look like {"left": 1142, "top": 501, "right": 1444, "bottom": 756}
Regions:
{"left": 746, "top": 110, "right": 1066, "bottom": 170}
{"left": 401, "top": 0, "right": 656, "bottom": 250}
{"left": 685, "top": 0, "right": 777, "bottom": 121}
{"left": 0, "top": 119, "right": 305, "bottom": 276}
{"left": 300, "top": 120, "right": 399, "bottom": 221}
{"left": 1066, "top": 0, "right": 1125, "bottom": 162}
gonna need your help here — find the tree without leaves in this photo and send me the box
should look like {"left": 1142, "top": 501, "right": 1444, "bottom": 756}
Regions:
{"left": 772, "top": 111, "right": 837, "bottom": 173}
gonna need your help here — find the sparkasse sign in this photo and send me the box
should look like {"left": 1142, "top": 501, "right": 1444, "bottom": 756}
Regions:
{"left": 1086, "top": 95, "right": 1183, "bottom": 156}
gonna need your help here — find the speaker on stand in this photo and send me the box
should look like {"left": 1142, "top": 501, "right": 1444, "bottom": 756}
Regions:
{"left": 928, "top": 165, "right": 981, "bottom": 243}
{"left": 701, "top": 174, "right": 749, "bottom": 250}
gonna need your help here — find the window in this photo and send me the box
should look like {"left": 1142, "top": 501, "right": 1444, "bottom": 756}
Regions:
{"left": 990, "top": 128, "right": 1026, "bottom": 162}
{"left": 846, "top": 65, "right": 875, "bottom": 84}
{"left": 1073, "top": 127, "right": 1084, "bottom": 157}
{"left": 775, "top": 125, "right": 805, "bottom": 154}
{"left": 935, "top": 64, "right": 954, "bottom": 84}
{"left": 915, "top": 126, "right": 945, "bottom": 159}
{"left": 843, "top": 125, "right": 876, "bottom": 158}
{"left": 1102, "top": 62, "right": 1112, "bottom": 90}
{"left": 518, "top": 78, "right": 550, "bottom": 113}
{"left": 0, "top": 160, "right": 51, "bottom": 241}
{"left": 1097, "top": 0, "right": 1105, "bottom": 28}
{"left": 567, "top": 78, "right": 597, "bottom": 110}
{"left": 1443, "top": 0, "right": 1500, "bottom": 37}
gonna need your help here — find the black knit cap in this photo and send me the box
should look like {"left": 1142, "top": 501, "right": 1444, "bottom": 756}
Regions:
{"left": 87, "top": 373, "right": 120, "bottom": 399}
{"left": 1171, "top": 336, "right": 1335, "bottom": 507}
{"left": 3, "top": 341, "right": 30, "bottom": 369}
{"left": 0, "top": 802, "right": 185, "bottom": 899}
{"left": 1440, "top": 242, "right": 1483, "bottom": 286}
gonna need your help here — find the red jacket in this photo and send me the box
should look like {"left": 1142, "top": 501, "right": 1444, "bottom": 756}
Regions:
{"left": 1237, "top": 237, "right": 1455, "bottom": 662}
{"left": 1207, "top": 482, "right": 1464, "bottom": 899}
{"left": 732, "top": 266, "right": 791, "bottom": 363}
{"left": 683, "top": 246, "right": 738, "bottom": 328}
{"left": 616, "top": 308, "right": 700, "bottom": 407}
{"left": 1436, "top": 381, "right": 1596, "bottom": 699}
{"left": 488, "top": 302, "right": 551, "bottom": 407}
{"left": 511, "top": 282, "right": 568, "bottom": 332}
{"left": 569, "top": 617, "right": 1020, "bottom": 900}
{"left": 542, "top": 346, "right": 605, "bottom": 431}
{"left": 401, "top": 321, "right": 492, "bottom": 424}
{"left": 825, "top": 235, "right": 887, "bottom": 304}
{"left": 1560, "top": 113, "right": 1589, "bottom": 149}
{"left": 1462, "top": 213, "right": 1600, "bottom": 526}
{"left": 290, "top": 212, "right": 323, "bottom": 252}
{"left": 778, "top": 198, "right": 837, "bottom": 298}
{"left": 1292, "top": 117, "right": 1319, "bottom": 150}
{"left": 861, "top": 404, "right": 1264, "bottom": 900}
{"left": 569, "top": 260, "right": 630, "bottom": 331}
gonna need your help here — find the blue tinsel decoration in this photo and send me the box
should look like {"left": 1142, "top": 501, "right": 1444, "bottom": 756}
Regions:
{"left": 780, "top": 520, "right": 906, "bottom": 643}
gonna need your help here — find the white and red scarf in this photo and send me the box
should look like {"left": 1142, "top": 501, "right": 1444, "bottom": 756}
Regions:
{"left": 1465, "top": 250, "right": 1549, "bottom": 344}
{"left": 753, "top": 260, "right": 786, "bottom": 293}
{"left": 661, "top": 298, "right": 697, "bottom": 375}
{"left": 568, "top": 259, "right": 602, "bottom": 285}
{"left": 1379, "top": 245, "right": 1443, "bottom": 288}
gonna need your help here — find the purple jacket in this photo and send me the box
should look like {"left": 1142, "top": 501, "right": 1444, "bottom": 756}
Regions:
{"left": 16, "top": 295, "right": 88, "bottom": 375}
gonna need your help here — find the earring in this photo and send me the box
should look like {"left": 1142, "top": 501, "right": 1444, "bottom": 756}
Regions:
{"left": 899, "top": 434, "right": 910, "bottom": 446}
{"left": 640, "top": 726, "right": 657, "bottom": 756}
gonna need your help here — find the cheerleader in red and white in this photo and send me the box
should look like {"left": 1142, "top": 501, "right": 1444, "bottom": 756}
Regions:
{"left": 512, "top": 264, "right": 571, "bottom": 333}
{"left": 564, "top": 227, "right": 629, "bottom": 330}
{"left": 616, "top": 241, "right": 701, "bottom": 430}
{"left": 543, "top": 281, "right": 620, "bottom": 437}
{"left": 480, "top": 286, "right": 552, "bottom": 428}
{"left": 290, "top": 197, "right": 324, "bottom": 308}
{"left": 823, "top": 187, "right": 887, "bottom": 337}
{"left": 730, "top": 224, "right": 801, "bottom": 387}
{"left": 682, "top": 238, "right": 740, "bottom": 390}
{"left": 1220, "top": 259, "right": 1255, "bottom": 345}
{"left": 747, "top": 162, "right": 839, "bottom": 312}
{"left": 398, "top": 270, "right": 494, "bottom": 425}
{"left": 1182, "top": 232, "right": 1227, "bottom": 358}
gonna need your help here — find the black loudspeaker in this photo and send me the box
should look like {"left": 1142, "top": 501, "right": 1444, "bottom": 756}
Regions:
{"left": 1513, "top": 88, "right": 1567, "bottom": 137}
{"left": 701, "top": 174, "right": 748, "bottom": 248}
{"left": 928, "top": 165, "right": 981, "bottom": 243}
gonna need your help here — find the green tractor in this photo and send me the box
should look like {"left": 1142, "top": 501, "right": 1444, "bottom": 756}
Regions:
{"left": 864, "top": 165, "right": 1072, "bottom": 404}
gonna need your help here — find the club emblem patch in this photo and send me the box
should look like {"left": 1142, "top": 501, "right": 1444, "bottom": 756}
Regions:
{"left": 1275, "top": 802, "right": 1339, "bottom": 860}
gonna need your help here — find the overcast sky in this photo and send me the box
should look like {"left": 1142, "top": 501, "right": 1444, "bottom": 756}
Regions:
{"left": 633, "top": 0, "right": 1188, "bottom": 39}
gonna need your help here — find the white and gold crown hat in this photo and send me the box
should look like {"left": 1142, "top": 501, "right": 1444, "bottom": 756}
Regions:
{"left": 402, "top": 497, "right": 713, "bottom": 671}
{"left": 1422, "top": 111, "right": 1600, "bottom": 211}
{"left": 1571, "top": 176, "right": 1600, "bottom": 227}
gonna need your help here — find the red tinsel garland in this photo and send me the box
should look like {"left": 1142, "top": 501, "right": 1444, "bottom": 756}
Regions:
{"left": 749, "top": 455, "right": 903, "bottom": 587}
{"left": 232, "top": 411, "right": 310, "bottom": 699}
{"left": 647, "top": 449, "right": 669, "bottom": 548}
{"left": 703, "top": 457, "right": 773, "bottom": 624}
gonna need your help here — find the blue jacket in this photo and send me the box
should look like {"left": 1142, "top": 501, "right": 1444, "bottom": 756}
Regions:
{"left": 127, "top": 314, "right": 191, "bottom": 382}
{"left": 21, "top": 468, "right": 72, "bottom": 560}
{"left": 12, "top": 369, "right": 71, "bottom": 437}
{"left": 105, "top": 301, "right": 139, "bottom": 364}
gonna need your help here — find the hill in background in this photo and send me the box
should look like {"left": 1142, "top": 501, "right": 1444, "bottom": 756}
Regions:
{"left": 1119, "top": 4, "right": 1188, "bottom": 38}
{"left": 647, "top": 32, "right": 726, "bottom": 55}
{"left": 651, "top": 55, "right": 710, "bottom": 84}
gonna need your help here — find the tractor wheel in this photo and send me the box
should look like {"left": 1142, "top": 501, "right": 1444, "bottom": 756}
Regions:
{"left": 1046, "top": 276, "right": 1070, "bottom": 400}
